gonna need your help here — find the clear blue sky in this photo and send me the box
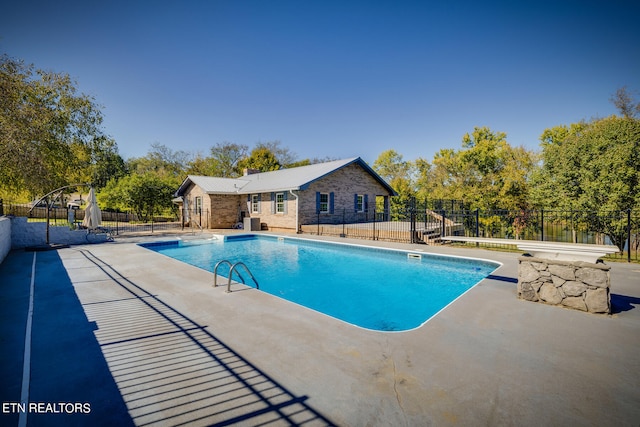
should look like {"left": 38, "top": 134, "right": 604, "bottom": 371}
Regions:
{"left": 2, "top": 0, "right": 639, "bottom": 165}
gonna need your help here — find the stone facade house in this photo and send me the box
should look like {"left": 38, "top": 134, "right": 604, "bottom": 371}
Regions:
{"left": 173, "top": 157, "right": 396, "bottom": 232}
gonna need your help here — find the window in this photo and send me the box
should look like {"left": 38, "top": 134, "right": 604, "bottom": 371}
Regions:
{"left": 356, "top": 195, "right": 364, "bottom": 212}
{"left": 316, "top": 191, "right": 334, "bottom": 214}
{"left": 195, "top": 196, "right": 202, "bottom": 215}
{"left": 251, "top": 194, "right": 259, "bottom": 213}
{"left": 319, "top": 193, "right": 329, "bottom": 213}
{"left": 276, "top": 193, "right": 285, "bottom": 213}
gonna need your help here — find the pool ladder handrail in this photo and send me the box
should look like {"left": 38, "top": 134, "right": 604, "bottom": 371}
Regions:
{"left": 213, "top": 260, "right": 259, "bottom": 293}
{"left": 213, "top": 260, "right": 237, "bottom": 287}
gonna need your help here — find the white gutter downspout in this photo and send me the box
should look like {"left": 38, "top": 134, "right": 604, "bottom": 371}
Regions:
{"left": 289, "top": 189, "right": 299, "bottom": 233}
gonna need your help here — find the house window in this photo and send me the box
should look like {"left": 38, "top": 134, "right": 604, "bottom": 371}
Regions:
{"left": 356, "top": 195, "right": 364, "bottom": 212}
{"left": 276, "top": 193, "right": 285, "bottom": 213}
{"left": 251, "top": 194, "right": 259, "bottom": 213}
{"left": 319, "top": 193, "right": 329, "bottom": 213}
{"left": 195, "top": 196, "right": 202, "bottom": 215}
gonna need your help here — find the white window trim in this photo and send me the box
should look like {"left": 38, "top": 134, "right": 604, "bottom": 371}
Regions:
{"left": 251, "top": 194, "right": 259, "bottom": 213}
{"left": 319, "top": 193, "right": 329, "bottom": 213}
{"left": 276, "top": 192, "right": 285, "bottom": 214}
{"left": 356, "top": 195, "right": 364, "bottom": 212}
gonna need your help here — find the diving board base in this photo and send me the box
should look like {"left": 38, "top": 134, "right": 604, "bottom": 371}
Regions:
{"left": 517, "top": 255, "right": 611, "bottom": 314}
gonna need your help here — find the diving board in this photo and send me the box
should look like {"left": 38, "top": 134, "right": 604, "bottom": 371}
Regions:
{"left": 442, "top": 236, "right": 619, "bottom": 263}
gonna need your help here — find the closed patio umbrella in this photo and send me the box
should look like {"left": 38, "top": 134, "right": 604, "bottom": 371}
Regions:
{"left": 82, "top": 187, "right": 102, "bottom": 229}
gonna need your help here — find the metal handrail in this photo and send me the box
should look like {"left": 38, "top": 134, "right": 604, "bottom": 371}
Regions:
{"left": 213, "top": 260, "right": 244, "bottom": 287}
{"left": 190, "top": 219, "right": 204, "bottom": 235}
{"left": 226, "top": 262, "right": 259, "bottom": 293}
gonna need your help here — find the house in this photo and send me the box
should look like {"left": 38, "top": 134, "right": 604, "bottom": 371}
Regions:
{"left": 173, "top": 157, "right": 397, "bottom": 232}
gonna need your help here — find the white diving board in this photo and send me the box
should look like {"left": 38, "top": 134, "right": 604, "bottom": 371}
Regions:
{"left": 442, "top": 236, "right": 619, "bottom": 263}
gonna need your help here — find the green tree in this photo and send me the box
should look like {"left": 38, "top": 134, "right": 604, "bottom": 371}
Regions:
{"left": 238, "top": 146, "right": 281, "bottom": 172}
{"left": 610, "top": 86, "right": 640, "bottom": 119}
{"left": 188, "top": 142, "right": 249, "bottom": 177}
{"left": 417, "top": 127, "right": 534, "bottom": 211}
{"left": 87, "top": 136, "right": 127, "bottom": 189}
{"left": 99, "top": 173, "right": 176, "bottom": 220}
{"left": 372, "top": 150, "right": 416, "bottom": 217}
{"left": 127, "top": 143, "right": 190, "bottom": 182}
{"left": 0, "top": 54, "right": 111, "bottom": 197}
{"left": 529, "top": 122, "right": 588, "bottom": 210}
{"left": 372, "top": 150, "right": 413, "bottom": 184}
{"left": 532, "top": 115, "right": 640, "bottom": 248}
{"left": 255, "top": 140, "right": 298, "bottom": 167}
{"left": 415, "top": 148, "right": 466, "bottom": 202}
{"left": 186, "top": 141, "right": 306, "bottom": 176}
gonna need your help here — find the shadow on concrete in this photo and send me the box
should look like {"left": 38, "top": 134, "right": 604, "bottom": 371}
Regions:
{"left": 73, "top": 249, "right": 336, "bottom": 426}
{"left": 611, "top": 293, "right": 640, "bottom": 314}
{"left": 487, "top": 274, "right": 518, "bottom": 284}
{"left": 0, "top": 250, "right": 133, "bottom": 427}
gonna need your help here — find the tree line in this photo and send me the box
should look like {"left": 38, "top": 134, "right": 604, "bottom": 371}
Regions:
{"left": 373, "top": 88, "right": 640, "bottom": 218}
{"left": 2, "top": 53, "right": 639, "bottom": 227}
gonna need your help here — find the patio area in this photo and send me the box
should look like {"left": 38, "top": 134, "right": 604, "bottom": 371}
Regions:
{"left": 1, "top": 232, "right": 639, "bottom": 426}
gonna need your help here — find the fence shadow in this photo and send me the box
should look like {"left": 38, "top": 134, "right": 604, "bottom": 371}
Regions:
{"left": 0, "top": 250, "right": 134, "bottom": 427}
{"left": 74, "top": 249, "right": 336, "bottom": 426}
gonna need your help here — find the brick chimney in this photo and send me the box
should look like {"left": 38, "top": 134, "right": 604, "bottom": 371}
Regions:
{"left": 243, "top": 168, "right": 261, "bottom": 176}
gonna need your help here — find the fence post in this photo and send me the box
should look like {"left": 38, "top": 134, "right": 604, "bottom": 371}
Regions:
{"left": 441, "top": 209, "right": 446, "bottom": 239}
{"left": 475, "top": 209, "right": 479, "bottom": 237}
{"left": 317, "top": 211, "right": 320, "bottom": 235}
{"left": 372, "top": 207, "right": 376, "bottom": 241}
{"left": 423, "top": 199, "right": 428, "bottom": 230}
{"left": 46, "top": 200, "right": 50, "bottom": 244}
{"left": 0, "top": 198, "right": 3, "bottom": 216}
{"left": 475, "top": 209, "right": 480, "bottom": 247}
{"left": 628, "top": 209, "right": 632, "bottom": 263}
{"left": 342, "top": 208, "right": 346, "bottom": 237}
{"left": 540, "top": 209, "right": 544, "bottom": 241}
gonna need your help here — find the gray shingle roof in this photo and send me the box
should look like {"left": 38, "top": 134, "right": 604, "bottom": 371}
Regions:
{"left": 175, "top": 157, "right": 396, "bottom": 196}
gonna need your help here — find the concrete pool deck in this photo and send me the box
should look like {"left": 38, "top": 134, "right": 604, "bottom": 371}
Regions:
{"left": 1, "top": 232, "right": 639, "bottom": 426}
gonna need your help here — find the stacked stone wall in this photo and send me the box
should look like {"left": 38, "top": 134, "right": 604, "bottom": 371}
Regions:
{"left": 518, "top": 255, "right": 610, "bottom": 314}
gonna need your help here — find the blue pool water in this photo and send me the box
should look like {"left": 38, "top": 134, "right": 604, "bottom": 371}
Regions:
{"left": 140, "top": 235, "right": 499, "bottom": 331}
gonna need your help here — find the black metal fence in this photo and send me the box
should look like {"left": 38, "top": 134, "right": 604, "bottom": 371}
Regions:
{"left": 2, "top": 198, "right": 638, "bottom": 261}
{"left": 0, "top": 201, "right": 196, "bottom": 235}
{"left": 299, "top": 201, "right": 640, "bottom": 262}
{"left": 436, "top": 208, "right": 639, "bottom": 262}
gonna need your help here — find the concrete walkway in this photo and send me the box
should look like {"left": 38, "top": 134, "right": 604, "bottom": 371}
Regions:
{"left": 1, "top": 232, "right": 639, "bottom": 426}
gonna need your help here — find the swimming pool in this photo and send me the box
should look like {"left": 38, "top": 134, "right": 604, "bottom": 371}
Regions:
{"left": 140, "top": 235, "right": 499, "bottom": 331}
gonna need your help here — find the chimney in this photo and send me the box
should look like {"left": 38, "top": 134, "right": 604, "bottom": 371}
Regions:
{"left": 243, "top": 168, "right": 261, "bottom": 176}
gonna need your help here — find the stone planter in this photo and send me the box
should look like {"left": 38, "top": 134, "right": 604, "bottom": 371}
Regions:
{"left": 517, "top": 255, "right": 610, "bottom": 314}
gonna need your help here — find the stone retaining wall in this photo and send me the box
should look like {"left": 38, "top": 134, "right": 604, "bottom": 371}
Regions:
{"left": 517, "top": 255, "right": 610, "bottom": 314}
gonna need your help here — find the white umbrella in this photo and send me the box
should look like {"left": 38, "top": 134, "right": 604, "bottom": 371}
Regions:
{"left": 82, "top": 187, "right": 102, "bottom": 229}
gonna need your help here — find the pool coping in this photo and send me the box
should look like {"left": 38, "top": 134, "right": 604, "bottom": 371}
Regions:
{"left": 2, "top": 230, "right": 639, "bottom": 426}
